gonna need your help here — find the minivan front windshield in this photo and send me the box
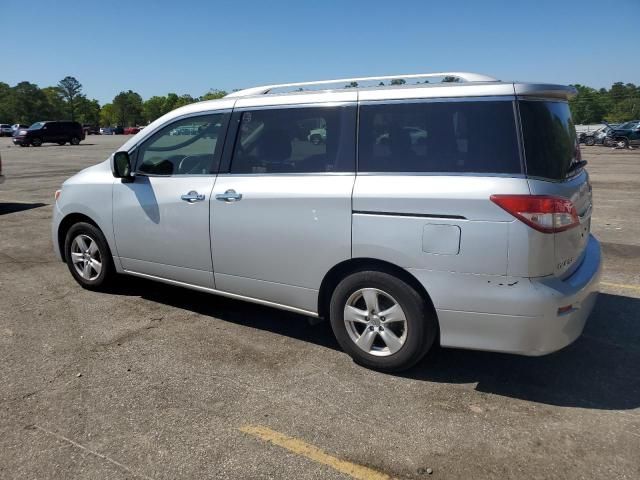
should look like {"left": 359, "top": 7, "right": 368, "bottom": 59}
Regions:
{"left": 29, "top": 122, "right": 46, "bottom": 130}
{"left": 519, "top": 100, "right": 580, "bottom": 180}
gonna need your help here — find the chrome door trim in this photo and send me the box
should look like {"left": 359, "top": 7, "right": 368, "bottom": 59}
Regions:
{"left": 123, "top": 269, "right": 320, "bottom": 317}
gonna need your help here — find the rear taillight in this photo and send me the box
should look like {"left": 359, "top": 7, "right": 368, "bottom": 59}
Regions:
{"left": 490, "top": 195, "right": 579, "bottom": 233}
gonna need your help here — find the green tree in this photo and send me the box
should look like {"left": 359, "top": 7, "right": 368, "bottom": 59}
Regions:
{"left": 57, "top": 76, "right": 84, "bottom": 121}
{"left": 200, "top": 89, "right": 227, "bottom": 100}
{"left": 112, "top": 90, "right": 144, "bottom": 126}
{"left": 100, "top": 103, "right": 115, "bottom": 126}
{"left": 42, "top": 87, "right": 66, "bottom": 119}
{"left": 390, "top": 78, "right": 406, "bottom": 85}
{"left": 442, "top": 76, "right": 460, "bottom": 83}
{"left": 344, "top": 81, "right": 359, "bottom": 88}
{"left": 76, "top": 98, "right": 101, "bottom": 125}
{"left": 0, "top": 82, "right": 13, "bottom": 122}
{"left": 7, "top": 82, "right": 53, "bottom": 124}
{"left": 143, "top": 95, "right": 167, "bottom": 123}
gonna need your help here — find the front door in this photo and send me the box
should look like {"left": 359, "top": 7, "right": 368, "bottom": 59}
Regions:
{"left": 211, "top": 104, "right": 357, "bottom": 313}
{"left": 113, "top": 111, "right": 230, "bottom": 287}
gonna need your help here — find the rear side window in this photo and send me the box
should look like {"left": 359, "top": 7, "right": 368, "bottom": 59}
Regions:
{"left": 230, "top": 106, "right": 356, "bottom": 174}
{"left": 519, "top": 100, "right": 579, "bottom": 180}
{"left": 358, "top": 100, "right": 521, "bottom": 174}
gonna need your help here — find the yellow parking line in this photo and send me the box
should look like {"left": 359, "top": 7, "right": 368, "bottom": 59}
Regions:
{"left": 601, "top": 281, "right": 640, "bottom": 294}
{"left": 239, "top": 425, "right": 394, "bottom": 480}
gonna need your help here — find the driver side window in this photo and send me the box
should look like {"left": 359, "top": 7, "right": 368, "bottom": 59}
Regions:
{"left": 136, "top": 113, "right": 228, "bottom": 175}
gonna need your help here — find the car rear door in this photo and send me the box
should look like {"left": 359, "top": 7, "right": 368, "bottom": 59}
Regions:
{"left": 518, "top": 100, "right": 593, "bottom": 278}
{"left": 210, "top": 100, "right": 357, "bottom": 313}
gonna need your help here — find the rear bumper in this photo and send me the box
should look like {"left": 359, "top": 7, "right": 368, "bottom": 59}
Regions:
{"left": 409, "top": 234, "right": 602, "bottom": 356}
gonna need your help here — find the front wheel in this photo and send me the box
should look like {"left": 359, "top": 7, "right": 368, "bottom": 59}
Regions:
{"left": 329, "top": 270, "right": 437, "bottom": 372}
{"left": 70, "top": 136, "right": 80, "bottom": 145}
{"left": 64, "top": 222, "right": 114, "bottom": 290}
{"left": 585, "top": 136, "right": 595, "bottom": 146}
{"left": 615, "top": 137, "right": 629, "bottom": 149}
{"left": 31, "top": 137, "right": 42, "bottom": 147}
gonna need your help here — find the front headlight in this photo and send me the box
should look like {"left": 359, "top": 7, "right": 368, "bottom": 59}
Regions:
{"left": 18, "top": 130, "right": 27, "bottom": 135}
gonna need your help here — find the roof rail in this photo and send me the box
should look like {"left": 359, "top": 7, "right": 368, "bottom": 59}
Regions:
{"left": 225, "top": 72, "right": 499, "bottom": 98}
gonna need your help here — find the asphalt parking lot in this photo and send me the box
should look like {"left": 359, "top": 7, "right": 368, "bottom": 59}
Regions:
{"left": 1, "top": 135, "right": 639, "bottom": 479}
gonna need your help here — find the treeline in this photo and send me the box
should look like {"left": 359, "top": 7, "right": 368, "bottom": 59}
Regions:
{"left": 1, "top": 76, "right": 638, "bottom": 127}
{"left": 569, "top": 82, "right": 639, "bottom": 124}
{"left": 0, "top": 76, "right": 227, "bottom": 127}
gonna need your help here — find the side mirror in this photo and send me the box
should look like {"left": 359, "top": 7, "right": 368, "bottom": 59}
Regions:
{"left": 112, "top": 151, "right": 133, "bottom": 180}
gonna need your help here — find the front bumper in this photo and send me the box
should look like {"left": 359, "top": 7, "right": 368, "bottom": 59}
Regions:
{"left": 410, "top": 234, "right": 602, "bottom": 356}
{"left": 12, "top": 137, "right": 27, "bottom": 145}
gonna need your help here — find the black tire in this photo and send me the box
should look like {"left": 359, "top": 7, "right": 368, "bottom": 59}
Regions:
{"left": 64, "top": 222, "right": 114, "bottom": 290}
{"left": 31, "top": 137, "right": 42, "bottom": 147}
{"left": 616, "top": 137, "right": 629, "bottom": 149}
{"left": 329, "top": 270, "right": 437, "bottom": 372}
{"left": 585, "top": 136, "right": 595, "bottom": 146}
{"left": 70, "top": 136, "right": 80, "bottom": 145}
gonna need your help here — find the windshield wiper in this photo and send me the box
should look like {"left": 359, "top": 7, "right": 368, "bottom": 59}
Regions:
{"left": 566, "top": 160, "right": 588, "bottom": 175}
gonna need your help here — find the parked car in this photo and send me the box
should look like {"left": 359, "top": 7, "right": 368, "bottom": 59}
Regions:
{"left": 12, "top": 121, "right": 85, "bottom": 147}
{"left": 11, "top": 123, "right": 29, "bottom": 134}
{"left": 604, "top": 120, "right": 640, "bottom": 148}
{"left": 124, "top": 126, "right": 141, "bottom": 135}
{"left": 52, "top": 71, "right": 600, "bottom": 372}
{"left": 581, "top": 126, "right": 610, "bottom": 146}
{"left": 112, "top": 126, "right": 124, "bottom": 135}
{"left": 83, "top": 125, "right": 101, "bottom": 135}
{"left": 0, "top": 124, "right": 12, "bottom": 137}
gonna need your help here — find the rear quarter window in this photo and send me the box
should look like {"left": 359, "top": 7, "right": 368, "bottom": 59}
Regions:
{"left": 518, "top": 100, "right": 579, "bottom": 180}
{"left": 357, "top": 100, "right": 521, "bottom": 174}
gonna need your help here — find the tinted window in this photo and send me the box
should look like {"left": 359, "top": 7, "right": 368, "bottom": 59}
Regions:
{"left": 519, "top": 101, "right": 579, "bottom": 180}
{"left": 229, "top": 106, "right": 355, "bottom": 174}
{"left": 358, "top": 100, "right": 521, "bottom": 174}
{"left": 136, "top": 113, "right": 227, "bottom": 175}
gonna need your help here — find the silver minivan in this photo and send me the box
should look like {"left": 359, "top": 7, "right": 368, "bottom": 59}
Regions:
{"left": 52, "top": 72, "right": 601, "bottom": 371}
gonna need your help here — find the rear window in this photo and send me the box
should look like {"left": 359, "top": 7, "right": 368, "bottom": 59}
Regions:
{"left": 519, "top": 100, "right": 579, "bottom": 180}
{"left": 357, "top": 100, "right": 521, "bottom": 174}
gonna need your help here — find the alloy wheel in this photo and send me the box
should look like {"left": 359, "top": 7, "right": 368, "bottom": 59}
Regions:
{"left": 343, "top": 288, "right": 408, "bottom": 356}
{"left": 70, "top": 234, "right": 102, "bottom": 281}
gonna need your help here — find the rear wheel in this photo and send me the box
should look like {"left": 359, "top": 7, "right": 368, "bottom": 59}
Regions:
{"left": 585, "top": 136, "right": 595, "bottom": 146}
{"left": 31, "top": 137, "right": 42, "bottom": 147}
{"left": 329, "top": 270, "right": 437, "bottom": 372}
{"left": 70, "top": 136, "right": 80, "bottom": 145}
{"left": 64, "top": 222, "right": 114, "bottom": 290}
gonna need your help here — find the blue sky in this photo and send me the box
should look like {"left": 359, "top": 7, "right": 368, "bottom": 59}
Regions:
{"left": 3, "top": 0, "right": 638, "bottom": 104}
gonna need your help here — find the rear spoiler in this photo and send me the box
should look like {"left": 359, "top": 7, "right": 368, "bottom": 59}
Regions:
{"left": 513, "top": 83, "right": 578, "bottom": 101}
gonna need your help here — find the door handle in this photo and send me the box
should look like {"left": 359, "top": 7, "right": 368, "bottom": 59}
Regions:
{"left": 181, "top": 190, "right": 206, "bottom": 203}
{"left": 215, "top": 189, "right": 243, "bottom": 202}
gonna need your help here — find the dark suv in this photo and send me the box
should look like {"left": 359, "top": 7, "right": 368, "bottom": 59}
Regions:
{"left": 12, "top": 121, "right": 85, "bottom": 147}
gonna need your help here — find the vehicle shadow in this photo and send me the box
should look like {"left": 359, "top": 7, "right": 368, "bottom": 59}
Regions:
{"left": 108, "top": 277, "right": 640, "bottom": 410}
{"left": 0, "top": 202, "right": 47, "bottom": 215}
